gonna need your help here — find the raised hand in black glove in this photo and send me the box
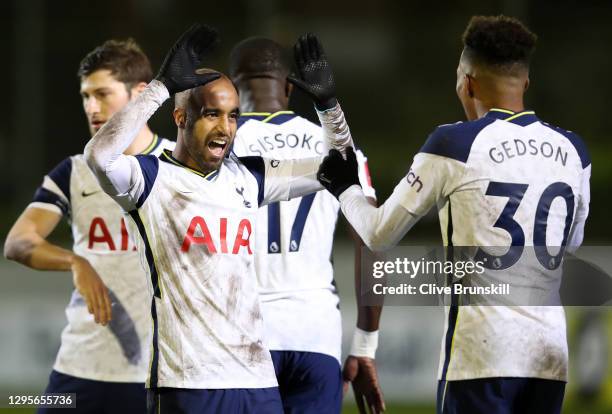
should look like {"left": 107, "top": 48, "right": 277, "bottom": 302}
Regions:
{"left": 317, "top": 147, "right": 360, "bottom": 199}
{"left": 155, "top": 24, "right": 221, "bottom": 95}
{"left": 287, "top": 33, "right": 337, "bottom": 111}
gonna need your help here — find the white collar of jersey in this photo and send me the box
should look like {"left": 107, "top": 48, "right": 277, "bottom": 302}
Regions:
{"left": 159, "top": 149, "right": 219, "bottom": 181}
{"left": 486, "top": 108, "right": 538, "bottom": 126}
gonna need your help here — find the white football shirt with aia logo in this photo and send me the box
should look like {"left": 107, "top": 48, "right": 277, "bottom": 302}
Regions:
{"left": 30, "top": 135, "right": 174, "bottom": 382}
{"left": 127, "top": 148, "right": 327, "bottom": 389}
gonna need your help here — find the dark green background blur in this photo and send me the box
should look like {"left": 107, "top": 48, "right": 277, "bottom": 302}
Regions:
{"left": 0, "top": 0, "right": 610, "bottom": 242}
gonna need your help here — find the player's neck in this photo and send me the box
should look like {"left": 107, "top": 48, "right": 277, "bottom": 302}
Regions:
{"left": 238, "top": 81, "right": 288, "bottom": 113}
{"left": 241, "top": 97, "right": 287, "bottom": 114}
{"left": 476, "top": 96, "right": 525, "bottom": 118}
{"left": 123, "top": 126, "right": 155, "bottom": 155}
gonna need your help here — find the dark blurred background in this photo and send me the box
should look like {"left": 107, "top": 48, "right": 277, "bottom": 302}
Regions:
{"left": 0, "top": 1, "right": 611, "bottom": 413}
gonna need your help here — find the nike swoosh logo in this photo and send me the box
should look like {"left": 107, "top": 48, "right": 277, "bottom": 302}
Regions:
{"left": 81, "top": 190, "right": 100, "bottom": 197}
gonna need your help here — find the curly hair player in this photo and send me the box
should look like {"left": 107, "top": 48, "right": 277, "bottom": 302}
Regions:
{"left": 315, "top": 15, "right": 590, "bottom": 414}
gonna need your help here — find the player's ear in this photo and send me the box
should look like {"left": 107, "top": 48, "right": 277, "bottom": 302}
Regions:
{"left": 466, "top": 74, "right": 475, "bottom": 99}
{"left": 130, "top": 82, "right": 148, "bottom": 98}
{"left": 173, "top": 108, "right": 186, "bottom": 129}
{"left": 285, "top": 80, "right": 293, "bottom": 99}
{"left": 524, "top": 77, "right": 530, "bottom": 92}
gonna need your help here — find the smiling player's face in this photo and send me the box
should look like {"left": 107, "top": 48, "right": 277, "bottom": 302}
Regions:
{"left": 183, "top": 78, "right": 240, "bottom": 172}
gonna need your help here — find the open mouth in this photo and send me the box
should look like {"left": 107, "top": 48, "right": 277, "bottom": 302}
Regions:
{"left": 91, "top": 120, "right": 105, "bottom": 130}
{"left": 207, "top": 139, "right": 228, "bottom": 158}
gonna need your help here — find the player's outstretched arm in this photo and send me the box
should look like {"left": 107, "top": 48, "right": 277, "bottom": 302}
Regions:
{"left": 317, "top": 148, "right": 426, "bottom": 251}
{"left": 84, "top": 24, "right": 220, "bottom": 210}
{"left": 242, "top": 155, "right": 325, "bottom": 206}
{"left": 4, "top": 207, "right": 112, "bottom": 325}
{"left": 288, "top": 33, "right": 354, "bottom": 156}
{"left": 255, "top": 33, "right": 359, "bottom": 204}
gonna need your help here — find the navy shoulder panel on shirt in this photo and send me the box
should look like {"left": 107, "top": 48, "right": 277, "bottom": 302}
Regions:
{"left": 237, "top": 117, "right": 252, "bottom": 129}
{"left": 46, "top": 157, "right": 73, "bottom": 200}
{"left": 32, "top": 188, "right": 70, "bottom": 216}
{"left": 539, "top": 122, "right": 591, "bottom": 169}
{"left": 238, "top": 156, "right": 265, "bottom": 206}
{"left": 419, "top": 117, "right": 496, "bottom": 163}
{"left": 31, "top": 157, "right": 72, "bottom": 216}
{"left": 238, "top": 112, "right": 299, "bottom": 129}
{"left": 134, "top": 154, "right": 160, "bottom": 208}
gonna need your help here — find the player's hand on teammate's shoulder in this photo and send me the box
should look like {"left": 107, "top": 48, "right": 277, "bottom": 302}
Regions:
{"left": 155, "top": 23, "right": 221, "bottom": 95}
{"left": 317, "top": 147, "right": 361, "bottom": 199}
{"left": 343, "top": 355, "right": 386, "bottom": 413}
{"left": 287, "top": 33, "right": 338, "bottom": 110}
{"left": 71, "top": 256, "right": 112, "bottom": 326}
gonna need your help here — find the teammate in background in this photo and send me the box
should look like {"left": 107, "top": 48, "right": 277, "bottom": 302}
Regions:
{"left": 229, "top": 37, "right": 381, "bottom": 413}
{"left": 314, "top": 16, "right": 590, "bottom": 414}
{"left": 84, "top": 25, "right": 356, "bottom": 413}
{"left": 4, "top": 39, "right": 174, "bottom": 413}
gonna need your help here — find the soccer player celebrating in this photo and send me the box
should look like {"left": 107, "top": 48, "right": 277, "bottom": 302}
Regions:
{"left": 4, "top": 39, "right": 173, "bottom": 413}
{"left": 313, "top": 16, "right": 590, "bottom": 414}
{"left": 228, "top": 37, "right": 381, "bottom": 413}
{"left": 84, "top": 25, "right": 356, "bottom": 413}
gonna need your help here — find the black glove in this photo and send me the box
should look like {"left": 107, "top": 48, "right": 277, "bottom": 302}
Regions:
{"left": 155, "top": 24, "right": 221, "bottom": 95}
{"left": 287, "top": 33, "right": 337, "bottom": 111}
{"left": 317, "top": 147, "right": 360, "bottom": 199}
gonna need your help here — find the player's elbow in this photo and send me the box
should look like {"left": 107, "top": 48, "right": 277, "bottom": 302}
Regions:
{"left": 3, "top": 235, "right": 33, "bottom": 264}
{"left": 3, "top": 238, "right": 17, "bottom": 261}
{"left": 351, "top": 221, "right": 396, "bottom": 252}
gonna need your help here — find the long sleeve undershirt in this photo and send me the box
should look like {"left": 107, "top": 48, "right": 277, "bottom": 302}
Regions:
{"left": 339, "top": 184, "right": 421, "bottom": 252}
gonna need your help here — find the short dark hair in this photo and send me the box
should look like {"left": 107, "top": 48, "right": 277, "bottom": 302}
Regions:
{"left": 228, "top": 37, "right": 291, "bottom": 81}
{"left": 77, "top": 38, "right": 153, "bottom": 87}
{"left": 462, "top": 15, "right": 537, "bottom": 71}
